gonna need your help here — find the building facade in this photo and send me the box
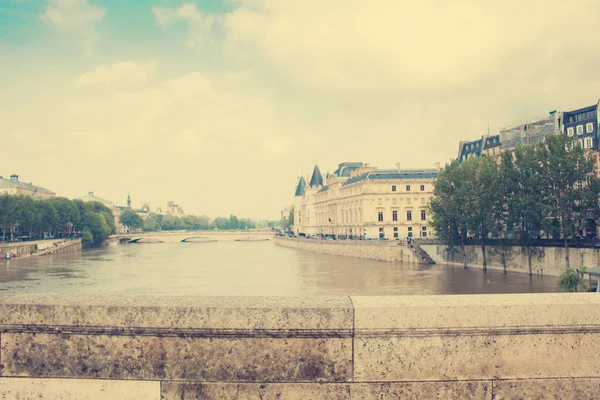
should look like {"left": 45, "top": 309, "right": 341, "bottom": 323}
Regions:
{"left": 0, "top": 174, "right": 55, "bottom": 199}
{"left": 293, "top": 162, "right": 439, "bottom": 240}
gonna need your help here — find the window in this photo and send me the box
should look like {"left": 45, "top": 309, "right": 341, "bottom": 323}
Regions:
{"left": 406, "top": 185, "right": 411, "bottom": 191}
{"left": 394, "top": 227, "right": 398, "bottom": 238}
{"left": 421, "top": 210, "right": 426, "bottom": 220}
{"left": 586, "top": 138, "right": 593, "bottom": 149}
{"left": 567, "top": 127, "right": 574, "bottom": 137}
{"left": 407, "top": 210, "right": 412, "bottom": 221}
{"left": 577, "top": 125, "right": 584, "bottom": 135}
{"left": 421, "top": 226, "right": 427, "bottom": 237}
{"left": 420, "top": 185, "right": 425, "bottom": 191}
{"left": 378, "top": 212, "right": 383, "bottom": 222}
{"left": 392, "top": 185, "right": 396, "bottom": 192}
{"left": 587, "top": 123, "right": 594, "bottom": 133}
{"left": 408, "top": 227, "right": 413, "bottom": 238}
{"left": 379, "top": 227, "right": 384, "bottom": 239}
{"left": 392, "top": 210, "right": 398, "bottom": 221}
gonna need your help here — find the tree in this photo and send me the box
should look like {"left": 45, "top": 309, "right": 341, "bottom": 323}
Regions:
{"left": 539, "top": 135, "right": 599, "bottom": 267}
{"left": 119, "top": 209, "right": 144, "bottom": 231}
{"left": 501, "top": 146, "right": 547, "bottom": 275}
{"left": 0, "top": 194, "right": 18, "bottom": 242}
{"left": 143, "top": 216, "right": 161, "bottom": 232}
{"left": 429, "top": 160, "right": 474, "bottom": 268}
{"left": 557, "top": 267, "right": 585, "bottom": 292}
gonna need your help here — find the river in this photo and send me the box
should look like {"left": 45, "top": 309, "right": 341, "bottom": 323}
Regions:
{"left": 0, "top": 241, "right": 557, "bottom": 295}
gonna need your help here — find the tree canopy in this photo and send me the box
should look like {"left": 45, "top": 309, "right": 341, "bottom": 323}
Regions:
{"left": 429, "top": 134, "right": 600, "bottom": 271}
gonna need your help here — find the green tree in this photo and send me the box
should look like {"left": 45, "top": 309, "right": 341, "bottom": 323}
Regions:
{"left": 500, "top": 146, "right": 547, "bottom": 275}
{"left": 429, "top": 160, "right": 475, "bottom": 268}
{"left": 539, "top": 135, "right": 599, "bottom": 267}
{"left": 557, "top": 267, "right": 584, "bottom": 292}
{"left": 143, "top": 216, "right": 161, "bottom": 232}
{"left": 119, "top": 208, "right": 144, "bottom": 231}
{"left": 0, "top": 194, "right": 19, "bottom": 242}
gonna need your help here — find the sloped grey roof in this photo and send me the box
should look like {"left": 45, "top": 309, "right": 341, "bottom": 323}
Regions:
{"left": 309, "top": 165, "right": 323, "bottom": 187}
{"left": 342, "top": 169, "right": 438, "bottom": 185}
{"left": 0, "top": 176, "right": 55, "bottom": 195}
{"left": 294, "top": 177, "right": 306, "bottom": 196}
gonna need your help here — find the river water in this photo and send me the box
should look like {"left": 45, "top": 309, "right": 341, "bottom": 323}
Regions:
{"left": 0, "top": 241, "right": 557, "bottom": 295}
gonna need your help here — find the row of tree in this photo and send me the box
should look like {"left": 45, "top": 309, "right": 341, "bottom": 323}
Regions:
{"left": 0, "top": 195, "right": 116, "bottom": 247}
{"left": 429, "top": 134, "right": 600, "bottom": 274}
{"left": 119, "top": 209, "right": 272, "bottom": 232}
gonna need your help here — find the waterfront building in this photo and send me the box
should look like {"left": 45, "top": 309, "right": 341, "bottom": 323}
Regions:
{"left": 561, "top": 101, "right": 600, "bottom": 150}
{"left": 293, "top": 162, "right": 439, "bottom": 240}
{"left": 154, "top": 201, "right": 185, "bottom": 217}
{"left": 457, "top": 111, "right": 561, "bottom": 162}
{"left": 77, "top": 191, "right": 125, "bottom": 234}
{"left": 0, "top": 174, "right": 55, "bottom": 199}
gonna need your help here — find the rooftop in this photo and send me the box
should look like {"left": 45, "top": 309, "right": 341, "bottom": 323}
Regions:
{"left": 0, "top": 174, "right": 55, "bottom": 195}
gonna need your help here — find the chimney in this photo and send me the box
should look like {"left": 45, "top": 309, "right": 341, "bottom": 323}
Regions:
{"left": 395, "top": 163, "right": 401, "bottom": 172}
{"left": 88, "top": 191, "right": 94, "bottom": 196}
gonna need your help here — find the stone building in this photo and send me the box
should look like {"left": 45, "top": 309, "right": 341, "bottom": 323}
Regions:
{"left": 293, "top": 162, "right": 439, "bottom": 240}
{"left": 0, "top": 174, "right": 55, "bottom": 199}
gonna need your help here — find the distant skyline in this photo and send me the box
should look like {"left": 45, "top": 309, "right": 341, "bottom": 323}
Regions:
{"left": 2, "top": 0, "right": 600, "bottom": 220}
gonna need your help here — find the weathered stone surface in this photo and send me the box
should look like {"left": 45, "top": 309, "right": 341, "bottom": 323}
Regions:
{"left": 1, "top": 333, "right": 352, "bottom": 382}
{"left": 0, "top": 377, "right": 159, "bottom": 399}
{"left": 161, "top": 382, "right": 350, "bottom": 399}
{"left": 351, "top": 381, "right": 492, "bottom": 399}
{"left": 493, "top": 378, "right": 600, "bottom": 400}
{"left": 0, "top": 294, "right": 352, "bottom": 332}
{"left": 355, "top": 333, "right": 600, "bottom": 381}
{"left": 352, "top": 294, "right": 600, "bottom": 330}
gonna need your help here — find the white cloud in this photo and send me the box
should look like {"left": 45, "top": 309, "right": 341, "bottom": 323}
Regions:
{"left": 74, "top": 61, "right": 157, "bottom": 87}
{"left": 152, "top": 3, "right": 220, "bottom": 46}
{"left": 41, "top": 0, "right": 105, "bottom": 53}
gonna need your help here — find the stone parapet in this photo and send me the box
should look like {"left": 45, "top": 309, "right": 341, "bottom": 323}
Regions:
{"left": 0, "top": 293, "right": 599, "bottom": 399}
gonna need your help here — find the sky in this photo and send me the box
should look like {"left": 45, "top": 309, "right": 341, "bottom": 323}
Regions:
{"left": 1, "top": 0, "right": 600, "bottom": 220}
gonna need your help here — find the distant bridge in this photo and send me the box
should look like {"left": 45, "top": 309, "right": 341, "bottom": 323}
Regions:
{"left": 115, "top": 230, "right": 273, "bottom": 244}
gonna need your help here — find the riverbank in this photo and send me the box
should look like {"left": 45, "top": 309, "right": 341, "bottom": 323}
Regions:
{"left": 273, "top": 236, "right": 428, "bottom": 263}
{"left": 0, "top": 239, "right": 82, "bottom": 261}
{"left": 420, "top": 243, "right": 599, "bottom": 277}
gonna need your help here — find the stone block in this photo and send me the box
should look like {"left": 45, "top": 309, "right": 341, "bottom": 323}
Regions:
{"left": 492, "top": 378, "right": 600, "bottom": 400}
{"left": 161, "top": 382, "right": 350, "bottom": 399}
{"left": 350, "top": 381, "right": 492, "bottom": 399}
{"left": 0, "top": 377, "right": 159, "bottom": 399}
{"left": 351, "top": 294, "right": 600, "bottom": 330}
{"left": 1, "top": 333, "right": 352, "bottom": 382}
{"left": 354, "top": 333, "right": 600, "bottom": 382}
{"left": 0, "top": 294, "right": 352, "bottom": 332}
{"left": 352, "top": 295, "right": 600, "bottom": 382}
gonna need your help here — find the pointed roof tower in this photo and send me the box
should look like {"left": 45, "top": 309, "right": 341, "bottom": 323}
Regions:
{"left": 309, "top": 165, "right": 323, "bottom": 187}
{"left": 294, "top": 176, "right": 306, "bottom": 196}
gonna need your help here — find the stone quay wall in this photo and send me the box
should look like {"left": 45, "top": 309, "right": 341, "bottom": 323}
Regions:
{"left": 421, "top": 243, "right": 600, "bottom": 276}
{"left": 0, "top": 293, "right": 600, "bottom": 399}
{"left": 0, "top": 239, "right": 81, "bottom": 259}
{"left": 273, "top": 236, "right": 424, "bottom": 263}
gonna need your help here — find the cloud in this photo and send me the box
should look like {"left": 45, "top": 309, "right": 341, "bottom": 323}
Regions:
{"left": 74, "top": 61, "right": 157, "bottom": 87}
{"left": 40, "top": 0, "right": 105, "bottom": 53}
{"left": 152, "top": 3, "right": 221, "bottom": 46}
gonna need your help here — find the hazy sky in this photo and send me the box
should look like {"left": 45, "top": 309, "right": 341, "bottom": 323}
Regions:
{"left": 1, "top": 0, "right": 600, "bottom": 220}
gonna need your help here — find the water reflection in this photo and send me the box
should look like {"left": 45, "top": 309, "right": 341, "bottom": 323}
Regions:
{"left": 0, "top": 241, "right": 557, "bottom": 295}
